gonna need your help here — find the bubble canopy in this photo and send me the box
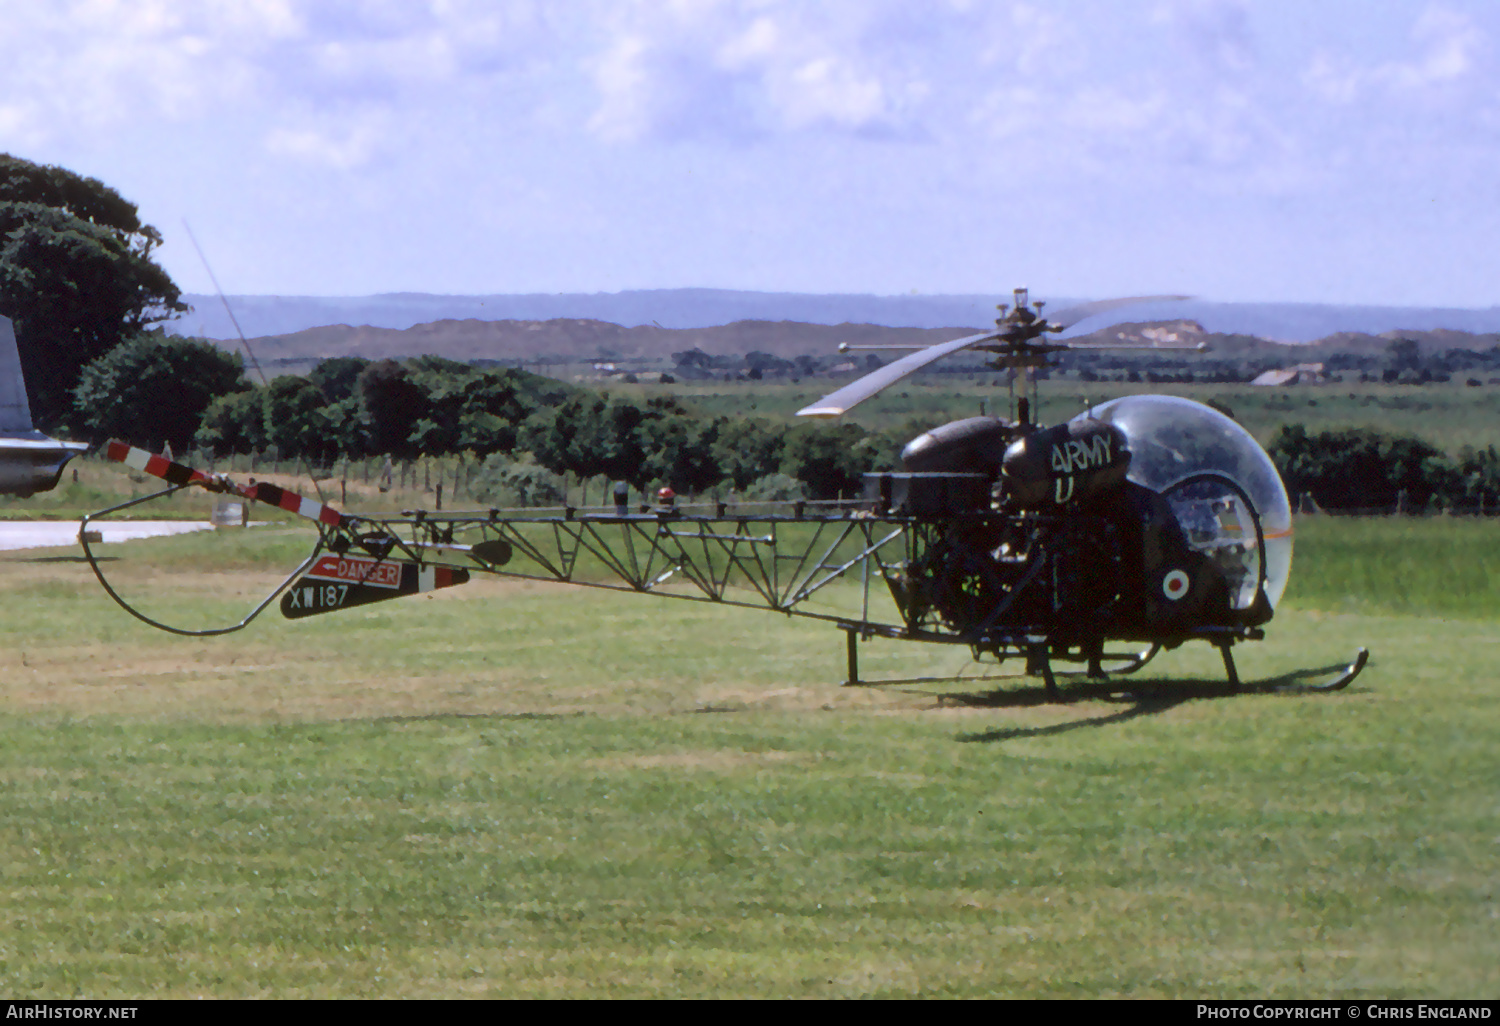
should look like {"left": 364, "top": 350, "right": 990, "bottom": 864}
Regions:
{"left": 1075, "top": 395, "right": 1294, "bottom": 609}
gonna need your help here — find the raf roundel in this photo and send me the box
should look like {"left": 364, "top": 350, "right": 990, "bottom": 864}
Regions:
{"left": 1162, "top": 569, "right": 1191, "bottom": 602}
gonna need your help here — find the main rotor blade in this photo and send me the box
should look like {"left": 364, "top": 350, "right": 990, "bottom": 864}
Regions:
{"left": 1065, "top": 340, "right": 1209, "bottom": 351}
{"left": 1046, "top": 295, "right": 1191, "bottom": 330}
{"left": 795, "top": 329, "right": 1001, "bottom": 418}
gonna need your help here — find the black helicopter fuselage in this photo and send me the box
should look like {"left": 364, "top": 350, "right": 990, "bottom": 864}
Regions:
{"left": 867, "top": 412, "right": 1270, "bottom": 652}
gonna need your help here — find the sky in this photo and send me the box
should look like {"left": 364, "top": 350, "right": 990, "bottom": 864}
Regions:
{"left": 2, "top": 0, "right": 1499, "bottom": 308}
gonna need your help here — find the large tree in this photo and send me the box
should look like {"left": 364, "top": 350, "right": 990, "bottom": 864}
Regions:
{"left": 195, "top": 388, "right": 268, "bottom": 455}
{"left": 73, "top": 335, "right": 246, "bottom": 453}
{"left": 778, "top": 421, "right": 881, "bottom": 500}
{"left": 356, "top": 359, "right": 431, "bottom": 458}
{"left": 0, "top": 155, "right": 186, "bottom": 428}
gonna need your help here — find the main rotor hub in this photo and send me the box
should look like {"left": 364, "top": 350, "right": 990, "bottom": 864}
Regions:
{"left": 994, "top": 286, "right": 1062, "bottom": 345}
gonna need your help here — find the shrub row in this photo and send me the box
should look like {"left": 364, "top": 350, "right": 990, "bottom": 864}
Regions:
{"left": 1269, "top": 424, "right": 1500, "bottom": 511}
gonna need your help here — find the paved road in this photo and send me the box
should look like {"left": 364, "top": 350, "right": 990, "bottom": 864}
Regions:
{"left": 0, "top": 520, "right": 215, "bottom": 552}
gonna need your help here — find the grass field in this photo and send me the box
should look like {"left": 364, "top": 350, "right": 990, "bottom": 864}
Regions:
{"left": 0, "top": 512, "right": 1496, "bottom": 998}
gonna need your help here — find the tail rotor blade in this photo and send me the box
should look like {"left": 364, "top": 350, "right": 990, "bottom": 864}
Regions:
{"left": 105, "top": 440, "right": 345, "bottom": 528}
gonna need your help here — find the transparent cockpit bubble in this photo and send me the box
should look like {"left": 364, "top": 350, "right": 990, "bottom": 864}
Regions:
{"left": 1161, "top": 474, "right": 1263, "bottom": 610}
{"left": 80, "top": 488, "right": 322, "bottom": 635}
{"left": 1076, "top": 396, "right": 1293, "bottom": 608}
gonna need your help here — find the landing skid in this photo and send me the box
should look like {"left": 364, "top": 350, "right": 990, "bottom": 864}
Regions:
{"left": 838, "top": 625, "right": 1368, "bottom": 700}
{"left": 1281, "top": 647, "right": 1370, "bottom": 693}
{"left": 1216, "top": 639, "right": 1369, "bottom": 694}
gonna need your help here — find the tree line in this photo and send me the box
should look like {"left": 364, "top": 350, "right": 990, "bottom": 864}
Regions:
{"left": 1061, "top": 335, "right": 1500, "bottom": 386}
{"left": 59, "top": 334, "right": 1500, "bottom": 511}
{"left": 69, "top": 338, "right": 902, "bottom": 501}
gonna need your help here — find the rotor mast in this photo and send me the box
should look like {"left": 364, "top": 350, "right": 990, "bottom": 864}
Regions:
{"left": 985, "top": 287, "right": 1060, "bottom": 426}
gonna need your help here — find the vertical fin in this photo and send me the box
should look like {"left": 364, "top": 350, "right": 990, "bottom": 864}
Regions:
{"left": 0, "top": 316, "right": 35, "bottom": 433}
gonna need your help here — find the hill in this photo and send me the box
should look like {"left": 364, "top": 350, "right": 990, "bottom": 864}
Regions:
{"left": 234, "top": 318, "right": 964, "bottom": 366}
{"left": 238, "top": 313, "right": 1497, "bottom": 362}
{"left": 172, "top": 289, "right": 1500, "bottom": 344}
{"left": 215, "top": 311, "right": 1500, "bottom": 387}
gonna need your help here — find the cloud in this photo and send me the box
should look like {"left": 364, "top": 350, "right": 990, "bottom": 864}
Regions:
{"left": 1304, "top": 3, "right": 1489, "bottom": 105}
{"left": 587, "top": 29, "right": 759, "bottom": 143}
{"left": 0, "top": 2, "right": 298, "bottom": 132}
{"left": 0, "top": 0, "right": 553, "bottom": 163}
{"left": 963, "top": 1, "right": 1495, "bottom": 198}
{"left": 264, "top": 113, "right": 389, "bottom": 170}
{"left": 968, "top": 0, "right": 1293, "bottom": 184}
{"left": 1390, "top": 5, "right": 1486, "bottom": 89}
{"left": 1291, "top": 1, "right": 1499, "bottom": 196}
{"left": 998, "top": 4, "right": 1081, "bottom": 77}
{"left": 1152, "top": 0, "right": 1256, "bottom": 77}
{"left": 583, "top": 0, "right": 953, "bottom": 143}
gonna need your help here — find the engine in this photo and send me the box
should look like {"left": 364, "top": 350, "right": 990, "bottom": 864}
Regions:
{"left": 899, "top": 416, "right": 1016, "bottom": 475}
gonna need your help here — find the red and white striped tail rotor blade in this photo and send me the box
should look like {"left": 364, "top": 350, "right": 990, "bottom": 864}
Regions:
{"left": 239, "top": 480, "right": 345, "bottom": 528}
{"left": 107, "top": 440, "right": 218, "bottom": 489}
{"left": 104, "top": 440, "right": 345, "bottom": 528}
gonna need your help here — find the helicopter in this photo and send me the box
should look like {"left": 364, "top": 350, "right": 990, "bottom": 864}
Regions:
{"left": 80, "top": 289, "right": 1368, "bottom": 698}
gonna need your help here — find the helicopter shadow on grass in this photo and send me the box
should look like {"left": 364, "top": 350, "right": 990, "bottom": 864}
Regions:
{"left": 943, "top": 658, "right": 1367, "bottom": 744}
